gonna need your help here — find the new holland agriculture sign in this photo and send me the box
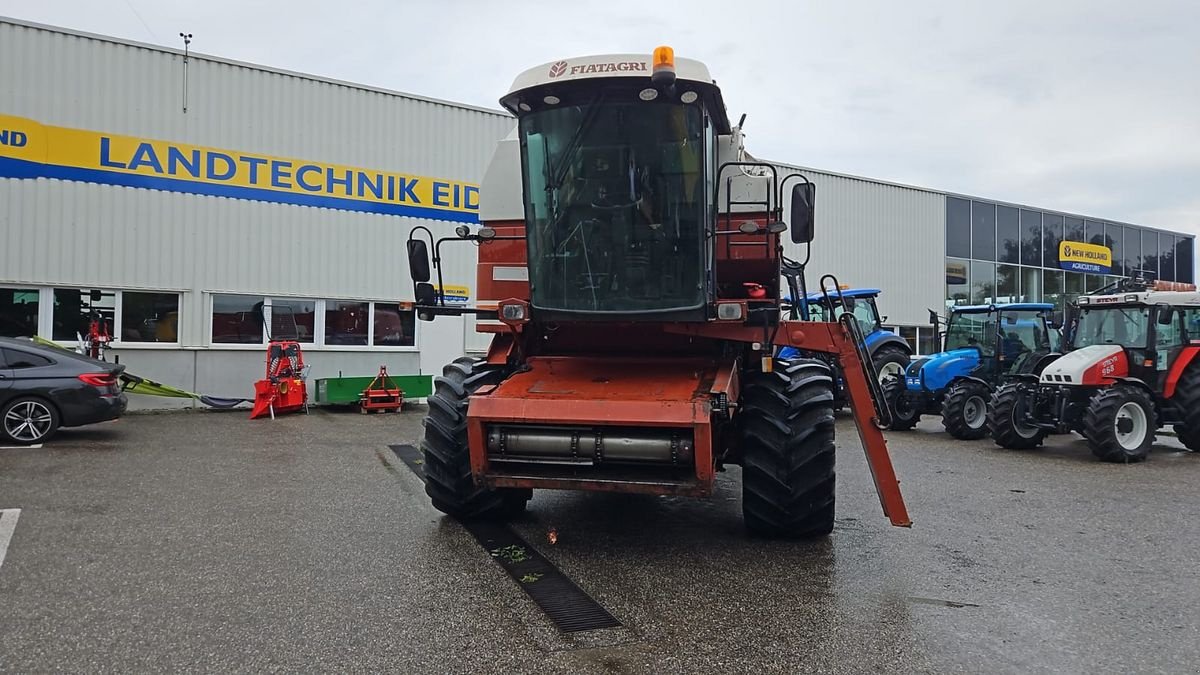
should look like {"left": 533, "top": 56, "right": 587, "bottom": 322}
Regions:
{"left": 0, "top": 114, "right": 479, "bottom": 223}
{"left": 1059, "top": 241, "right": 1113, "bottom": 274}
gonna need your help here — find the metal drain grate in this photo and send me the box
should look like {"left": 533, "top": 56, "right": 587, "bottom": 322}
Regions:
{"left": 389, "top": 444, "right": 622, "bottom": 633}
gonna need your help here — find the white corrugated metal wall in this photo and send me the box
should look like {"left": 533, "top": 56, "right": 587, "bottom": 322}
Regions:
{"left": 772, "top": 162, "right": 946, "bottom": 327}
{"left": 0, "top": 19, "right": 514, "bottom": 404}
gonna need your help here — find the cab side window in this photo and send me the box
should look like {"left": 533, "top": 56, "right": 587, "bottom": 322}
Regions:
{"left": 2, "top": 348, "right": 53, "bottom": 369}
{"left": 1184, "top": 308, "right": 1200, "bottom": 342}
{"left": 1155, "top": 310, "right": 1184, "bottom": 347}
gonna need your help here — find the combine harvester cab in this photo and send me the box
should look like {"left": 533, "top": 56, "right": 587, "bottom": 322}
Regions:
{"left": 988, "top": 278, "right": 1200, "bottom": 462}
{"left": 884, "top": 302, "right": 1059, "bottom": 439}
{"left": 779, "top": 288, "right": 911, "bottom": 408}
{"left": 404, "top": 47, "right": 911, "bottom": 538}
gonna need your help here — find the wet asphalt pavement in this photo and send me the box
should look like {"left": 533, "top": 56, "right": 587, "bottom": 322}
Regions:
{"left": 1, "top": 408, "right": 1198, "bottom": 673}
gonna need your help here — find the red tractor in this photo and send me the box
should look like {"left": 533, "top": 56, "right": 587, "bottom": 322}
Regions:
{"left": 988, "top": 276, "right": 1200, "bottom": 462}
{"left": 406, "top": 47, "right": 910, "bottom": 537}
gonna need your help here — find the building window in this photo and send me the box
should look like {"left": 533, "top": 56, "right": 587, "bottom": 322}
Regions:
{"left": 1044, "top": 270, "right": 1065, "bottom": 312}
{"left": 1064, "top": 272, "right": 1085, "bottom": 304}
{"left": 971, "top": 201, "right": 996, "bottom": 261}
{"left": 946, "top": 258, "right": 970, "bottom": 308}
{"left": 1019, "top": 210, "right": 1042, "bottom": 267}
{"left": 997, "top": 264, "right": 1019, "bottom": 303}
{"left": 0, "top": 288, "right": 39, "bottom": 338}
{"left": 52, "top": 288, "right": 116, "bottom": 342}
{"left": 269, "top": 298, "right": 316, "bottom": 343}
{"left": 919, "top": 327, "right": 937, "bottom": 355}
{"left": 324, "top": 300, "right": 369, "bottom": 346}
{"left": 1042, "top": 214, "right": 1063, "bottom": 268}
{"left": 1140, "top": 230, "right": 1159, "bottom": 278}
{"left": 898, "top": 326, "right": 918, "bottom": 354}
{"left": 1085, "top": 220, "right": 1105, "bottom": 246}
{"left": 1124, "top": 226, "right": 1143, "bottom": 274}
{"left": 1160, "top": 235, "right": 1176, "bottom": 282}
{"left": 121, "top": 292, "right": 180, "bottom": 343}
{"left": 970, "top": 261, "right": 995, "bottom": 304}
{"left": 946, "top": 197, "right": 971, "bottom": 259}
{"left": 372, "top": 303, "right": 416, "bottom": 347}
{"left": 1177, "top": 238, "right": 1194, "bottom": 283}
{"left": 212, "top": 294, "right": 264, "bottom": 344}
{"left": 1064, "top": 216, "right": 1085, "bottom": 246}
{"left": 1107, "top": 223, "right": 1124, "bottom": 276}
{"left": 1020, "top": 267, "right": 1042, "bottom": 302}
{"left": 997, "top": 205, "right": 1019, "bottom": 263}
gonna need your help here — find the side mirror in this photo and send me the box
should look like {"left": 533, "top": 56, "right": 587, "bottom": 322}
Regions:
{"left": 407, "top": 240, "right": 431, "bottom": 283}
{"left": 928, "top": 309, "right": 940, "bottom": 326}
{"left": 789, "top": 182, "right": 816, "bottom": 244}
{"left": 414, "top": 282, "right": 438, "bottom": 321}
{"left": 1156, "top": 304, "right": 1173, "bottom": 325}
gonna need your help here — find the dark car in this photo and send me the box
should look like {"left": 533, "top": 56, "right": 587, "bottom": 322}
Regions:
{"left": 0, "top": 337, "right": 128, "bottom": 445}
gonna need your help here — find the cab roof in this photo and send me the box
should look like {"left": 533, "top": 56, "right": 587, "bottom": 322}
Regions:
{"left": 802, "top": 288, "right": 881, "bottom": 303}
{"left": 499, "top": 52, "right": 731, "bottom": 134}
{"left": 952, "top": 303, "right": 1054, "bottom": 314}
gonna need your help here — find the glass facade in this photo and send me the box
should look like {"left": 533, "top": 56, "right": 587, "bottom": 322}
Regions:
{"left": 945, "top": 198, "right": 1194, "bottom": 312}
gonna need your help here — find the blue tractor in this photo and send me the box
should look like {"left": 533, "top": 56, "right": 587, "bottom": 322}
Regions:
{"left": 883, "top": 303, "right": 1059, "bottom": 439}
{"left": 780, "top": 287, "right": 912, "bottom": 407}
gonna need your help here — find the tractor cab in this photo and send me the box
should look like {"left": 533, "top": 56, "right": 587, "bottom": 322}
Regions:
{"left": 885, "top": 302, "right": 1056, "bottom": 439}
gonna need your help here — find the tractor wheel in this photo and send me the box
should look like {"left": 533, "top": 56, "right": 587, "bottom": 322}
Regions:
{"left": 872, "top": 345, "right": 910, "bottom": 389}
{"left": 1171, "top": 366, "right": 1200, "bottom": 452}
{"left": 941, "top": 380, "right": 990, "bottom": 440}
{"left": 1083, "top": 385, "right": 1155, "bottom": 463}
{"left": 987, "top": 382, "right": 1047, "bottom": 449}
{"left": 421, "top": 357, "right": 531, "bottom": 520}
{"left": 740, "top": 358, "right": 836, "bottom": 539}
{"left": 882, "top": 375, "right": 920, "bottom": 431}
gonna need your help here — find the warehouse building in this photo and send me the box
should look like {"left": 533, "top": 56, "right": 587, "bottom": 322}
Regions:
{"left": 1, "top": 18, "right": 1193, "bottom": 407}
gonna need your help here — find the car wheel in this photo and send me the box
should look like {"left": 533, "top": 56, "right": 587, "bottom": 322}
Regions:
{"left": 1, "top": 397, "right": 61, "bottom": 445}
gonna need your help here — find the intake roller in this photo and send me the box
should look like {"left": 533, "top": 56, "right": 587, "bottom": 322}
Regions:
{"left": 487, "top": 425, "right": 694, "bottom": 465}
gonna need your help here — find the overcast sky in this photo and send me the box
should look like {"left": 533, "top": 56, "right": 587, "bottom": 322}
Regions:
{"left": 3, "top": 1, "right": 1198, "bottom": 233}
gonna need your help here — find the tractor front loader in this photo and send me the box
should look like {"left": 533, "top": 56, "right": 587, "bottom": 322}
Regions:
{"left": 404, "top": 47, "right": 911, "bottom": 537}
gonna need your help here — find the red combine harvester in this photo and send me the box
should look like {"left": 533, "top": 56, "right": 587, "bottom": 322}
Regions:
{"left": 406, "top": 47, "right": 911, "bottom": 537}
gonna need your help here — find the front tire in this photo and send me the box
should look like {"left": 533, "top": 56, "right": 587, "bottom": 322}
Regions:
{"left": 740, "top": 359, "right": 836, "bottom": 539}
{"left": 1084, "top": 385, "right": 1155, "bottom": 463}
{"left": 987, "top": 382, "right": 1047, "bottom": 449}
{"left": 421, "top": 357, "right": 530, "bottom": 520}
{"left": 942, "top": 380, "right": 991, "bottom": 440}
{"left": 872, "top": 345, "right": 910, "bottom": 389}
{"left": 1, "top": 396, "right": 60, "bottom": 445}
{"left": 882, "top": 375, "right": 920, "bottom": 431}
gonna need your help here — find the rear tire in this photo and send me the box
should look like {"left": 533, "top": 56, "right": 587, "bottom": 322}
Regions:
{"left": 882, "top": 375, "right": 920, "bottom": 431}
{"left": 1084, "top": 385, "right": 1154, "bottom": 463}
{"left": 872, "top": 345, "right": 910, "bottom": 389}
{"left": 987, "top": 382, "right": 1047, "bottom": 449}
{"left": 422, "top": 357, "right": 530, "bottom": 520}
{"left": 740, "top": 359, "right": 836, "bottom": 539}
{"left": 1171, "top": 365, "right": 1200, "bottom": 452}
{"left": 1, "top": 396, "right": 60, "bottom": 445}
{"left": 942, "top": 380, "right": 990, "bottom": 440}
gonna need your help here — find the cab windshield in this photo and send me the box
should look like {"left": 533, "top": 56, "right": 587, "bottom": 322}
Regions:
{"left": 944, "top": 312, "right": 997, "bottom": 353}
{"left": 519, "top": 99, "right": 705, "bottom": 314}
{"left": 810, "top": 296, "right": 879, "bottom": 335}
{"left": 944, "top": 309, "right": 1050, "bottom": 356}
{"left": 1074, "top": 306, "right": 1150, "bottom": 349}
